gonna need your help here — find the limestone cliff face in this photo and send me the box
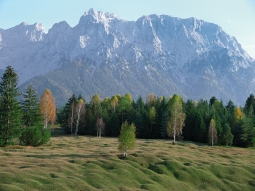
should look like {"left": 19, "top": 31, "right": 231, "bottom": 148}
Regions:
{"left": 1, "top": 9, "right": 254, "bottom": 106}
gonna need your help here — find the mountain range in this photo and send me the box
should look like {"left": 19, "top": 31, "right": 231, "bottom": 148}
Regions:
{"left": 0, "top": 8, "right": 254, "bottom": 107}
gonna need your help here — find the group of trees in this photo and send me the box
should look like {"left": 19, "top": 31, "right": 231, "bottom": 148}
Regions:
{"left": 2, "top": 65, "right": 253, "bottom": 149}
{"left": 58, "top": 92, "right": 255, "bottom": 147}
{"left": 0, "top": 65, "right": 253, "bottom": 148}
{"left": 0, "top": 66, "right": 55, "bottom": 147}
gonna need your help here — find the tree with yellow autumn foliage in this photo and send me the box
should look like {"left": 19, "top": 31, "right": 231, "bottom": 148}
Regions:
{"left": 40, "top": 89, "right": 56, "bottom": 128}
{"left": 234, "top": 107, "right": 244, "bottom": 124}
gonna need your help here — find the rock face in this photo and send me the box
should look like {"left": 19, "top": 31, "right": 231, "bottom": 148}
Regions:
{"left": 1, "top": 8, "right": 254, "bottom": 106}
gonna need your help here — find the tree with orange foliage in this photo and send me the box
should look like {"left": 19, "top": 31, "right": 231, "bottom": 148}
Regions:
{"left": 39, "top": 89, "right": 56, "bottom": 128}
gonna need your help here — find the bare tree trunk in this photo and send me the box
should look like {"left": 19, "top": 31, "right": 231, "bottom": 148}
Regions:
{"left": 75, "top": 105, "right": 81, "bottom": 136}
{"left": 123, "top": 147, "right": 128, "bottom": 158}
{"left": 44, "top": 112, "right": 48, "bottom": 128}
{"left": 70, "top": 102, "right": 74, "bottom": 134}
{"left": 150, "top": 124, "right": 153, "bottom": 138}
{"left": 173, "top": 110, "right": 176, "bottom": 144}
{"left": 43, "top": 96, "right": 49, "bottom": 128}
{"left": 212, "top": 125, "right": 214, "bottom": 147}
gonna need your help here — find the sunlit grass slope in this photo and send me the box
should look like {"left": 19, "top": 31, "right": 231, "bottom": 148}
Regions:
{"left": 0, "top": 128, "right": 255, "bottom": 191}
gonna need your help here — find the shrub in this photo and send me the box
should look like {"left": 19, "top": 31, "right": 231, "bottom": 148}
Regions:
{"left": 19, "top": 126, "right": 50, "bottom": 146}
{"left": 40, "top": 128, "right": 51, "bottom": 145}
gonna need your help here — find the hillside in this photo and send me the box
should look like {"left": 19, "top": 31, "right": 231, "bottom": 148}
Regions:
{"left": 0, "top": 132, "right": 254, "bottom": 191}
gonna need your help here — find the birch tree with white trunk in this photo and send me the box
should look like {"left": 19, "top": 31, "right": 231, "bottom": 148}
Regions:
{"left": 118, "top": 121, "right": 136, "bottom": 158}
{"left": 74, "top": 99, "right": 85, "bottom": 136}
{"left": 167, "top": 94, "right": 185, "bottom": 144}
{"left": 208, "top": 119, "right": 218, "bottom": 146}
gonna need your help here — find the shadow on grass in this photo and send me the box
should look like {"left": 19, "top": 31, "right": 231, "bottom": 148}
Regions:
{"left": 26, "top": 153, "right": 114, "bottom": 159}
{"left": 50, "top": 127, "right": 66, "bottom": 137}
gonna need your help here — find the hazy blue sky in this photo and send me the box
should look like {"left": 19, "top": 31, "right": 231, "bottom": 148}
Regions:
{"left": 0, "top": 0, "right": 255, "bottom": 58}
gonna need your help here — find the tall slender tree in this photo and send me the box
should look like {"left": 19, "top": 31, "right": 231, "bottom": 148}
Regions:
{"left": 57, "top": 94, "right": 77, "bottom": 134}
{"left": 148, "top": 106, "right": 156, "bottom": 138}
{"left": 0, "top": 66, "right": 23, "bottom": 146}
{"left": 21, "top": 85, "right": 42, "bottom": 127}
{"left": 68, "top": 96, "right": 77, "bottom": 134}
{"left": 95, "top": 117, "right": 105, "bottom": 138}
{"left": 208, "top": 119, "right": 218, "bottom": 146}
{"left": 222, "top": 123, "right": 234, "bottom": 146}
{"left": 39, "top": 89, "right": 56, "bottom": 128}
{"left": 167, "top": 94, "right": 186, "bottom": 144}
{"left": 74, "top": 99, "right": 86, "bottom": 136}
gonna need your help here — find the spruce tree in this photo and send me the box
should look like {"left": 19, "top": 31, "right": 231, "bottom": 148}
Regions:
{"left": 19, "top": 85, "right": 51, "bottom": 146}
{"left": 59, "top": 94, "right": 77, "bottom": 134}
{"left": 21, "top": 85, "right": 43, "bottom": 127}
{"left": 0, "top": 66, "right": 23, "bottom": 146}
{"left": 222, "top": 123, "right": 234, "bottom": 146}
{"left": 160, "top": 111, "right": 169, "bottom": 138}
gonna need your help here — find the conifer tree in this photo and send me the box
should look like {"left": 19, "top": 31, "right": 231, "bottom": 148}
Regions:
{"left": 183, "top": 99, "right": 196, "bottom": 141}
{"left": 160, "top": 111, "right": 169, "bottom": 138}
{"left": 22, "top": 85, "right": 42, "bottom": 127}
{"left": 222, "top": 123, "right": 234, "bottom": 146}
{"left": 67, "top": 95, "right": 77, "bottom": 134}
{"left": 20, "top": 85, "right": 51, "bottom": 146}
{"left": 58, "top": 94, "right": 77, "bottom": 134}
{"left": 0, "top": 66, "right": 23, "bottom": 146}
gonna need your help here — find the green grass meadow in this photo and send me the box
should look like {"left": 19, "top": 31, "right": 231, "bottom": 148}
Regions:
{"left": 0, "top": 127, "right": 255, "bottom": 191}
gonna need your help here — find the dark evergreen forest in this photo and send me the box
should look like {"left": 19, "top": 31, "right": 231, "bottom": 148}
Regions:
{"left": 58, "top": 93, "right": 255, "bottom": 147}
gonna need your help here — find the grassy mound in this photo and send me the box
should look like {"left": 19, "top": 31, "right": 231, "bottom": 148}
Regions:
{"left": 0, "top": 130, "right": 254, "bottom": 190}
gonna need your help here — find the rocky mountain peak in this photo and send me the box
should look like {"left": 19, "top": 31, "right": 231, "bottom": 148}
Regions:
{"left": 1, "top": 9, "right": 255, "bottom": 106}
{"left": 79, "top": 8, "right": 120, "bottom": 26}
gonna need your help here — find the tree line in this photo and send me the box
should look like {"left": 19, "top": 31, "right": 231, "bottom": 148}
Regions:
{"left": 0, "top": 66, "right": 56, "bottom": 147}
{"left": 58, "top": 91, "right": 255, "bottom": 147}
